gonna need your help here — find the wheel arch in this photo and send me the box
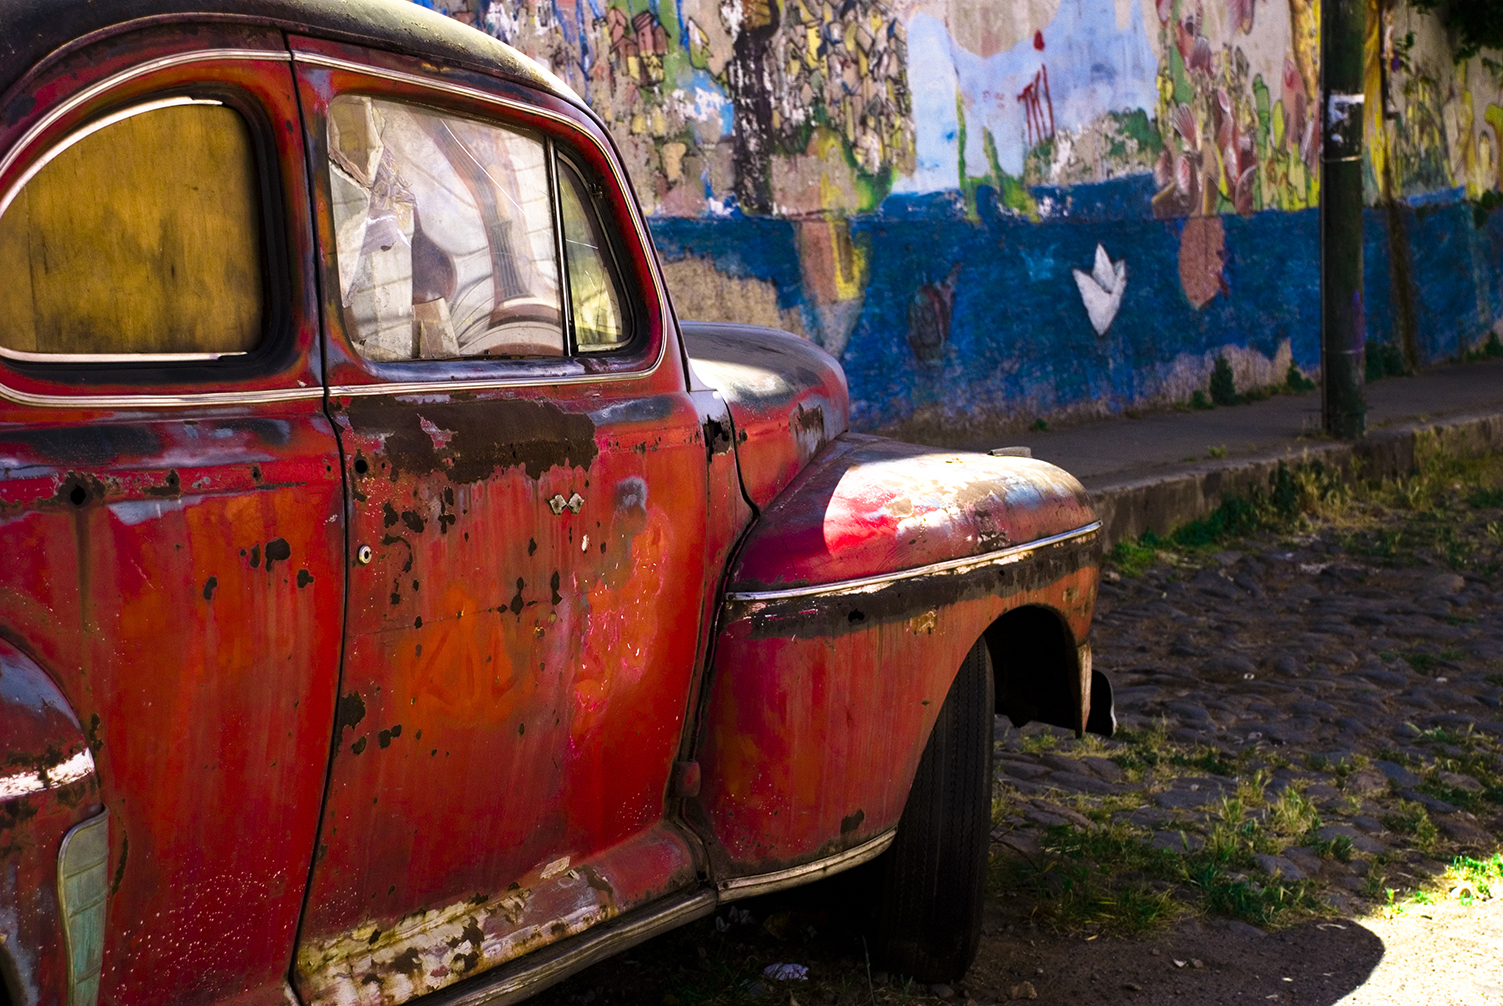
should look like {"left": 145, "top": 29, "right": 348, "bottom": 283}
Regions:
{"left": 984, "top": 603, "right": 1111, "bottom": 738}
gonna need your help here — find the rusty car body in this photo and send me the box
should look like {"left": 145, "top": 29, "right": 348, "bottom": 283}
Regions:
{"left": 0, "top": 3, "right": 1110, "bottom": 1004}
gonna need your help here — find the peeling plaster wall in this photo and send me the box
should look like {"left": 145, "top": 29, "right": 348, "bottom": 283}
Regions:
{"left": 419, "top": 0, "right": 1503, "bottom": 436}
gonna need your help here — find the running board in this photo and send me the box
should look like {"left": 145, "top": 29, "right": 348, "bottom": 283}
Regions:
{"left": 394, "top": 835, "right": 895, "bottom": 1006}
{"left": 425, "top": 890, "right": 717, "bottom": 1006}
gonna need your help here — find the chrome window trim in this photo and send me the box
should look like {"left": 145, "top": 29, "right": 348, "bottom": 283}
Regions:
{"left": 0, "top": 49, "right": 289, "bottom": 191}
{"left": 724, "top": 521, "right": 1103, "bottom": 603}
{"left": 0, "top": 96, "right": 226, "bottom": 224}
{"left": 0, "top": 385, "right": 324, "bottom": 408}
{"left": 295, "top": 51, "right": 671, "bottom": 394}
{"left": 0, "top": 48, "right": 299, "bottom": 408}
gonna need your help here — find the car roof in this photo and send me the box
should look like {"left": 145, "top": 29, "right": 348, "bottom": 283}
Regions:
{"left": 0, "top": 0, "right": 578, "bottom": 111}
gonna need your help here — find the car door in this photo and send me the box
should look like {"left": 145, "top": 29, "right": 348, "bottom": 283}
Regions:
{"left": 289, "top": 40, "right": 713, "bottom": 1006}
{"left": 0, "top": 24, "right": 344, "bottom": 1006}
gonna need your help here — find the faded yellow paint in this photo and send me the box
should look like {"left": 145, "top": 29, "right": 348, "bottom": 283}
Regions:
{"left": 0, "top": 103, "right": 262, "bottom": 356}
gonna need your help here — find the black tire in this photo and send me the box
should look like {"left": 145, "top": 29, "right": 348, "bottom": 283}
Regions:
{"left": 867, "top": 637, "right": 995, "bottom": 982}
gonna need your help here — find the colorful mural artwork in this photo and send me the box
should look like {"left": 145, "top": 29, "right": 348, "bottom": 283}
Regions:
{"left": 419, "top": 0, "right": 1503, "bottom": 438}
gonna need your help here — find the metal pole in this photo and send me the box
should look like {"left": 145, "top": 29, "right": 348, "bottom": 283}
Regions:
{"left": 1321, "top": 0, "right": 1368, "bottom": 438}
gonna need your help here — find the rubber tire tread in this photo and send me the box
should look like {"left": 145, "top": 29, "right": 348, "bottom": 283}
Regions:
{"left": 868, "top": 638, "right": 995, "bottom": 982}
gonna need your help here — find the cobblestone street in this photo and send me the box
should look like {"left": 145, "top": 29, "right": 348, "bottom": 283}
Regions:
{"left": 994, "top": 514, "right": 1503, "bottom": 916}
{"left": 534, "top": 456, "right": 1503, "bottom": 1006}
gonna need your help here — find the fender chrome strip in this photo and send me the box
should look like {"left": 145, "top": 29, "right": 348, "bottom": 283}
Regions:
{"left": 724, "top": 521, "right": 1102, "bottom": 603}
{"left": 424, "top": 890, "right": 716, "bottom": 1006}
{"left": 716, "top": 830, "right": 897, "bottom": 903}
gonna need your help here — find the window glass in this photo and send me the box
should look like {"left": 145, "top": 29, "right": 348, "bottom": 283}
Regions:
{"left": 327, "top": 96, "right": 563, "bottom": 362}
{"left": 558, "top": 160, "right": 629, "bottom": 352}
{"left": 0, "top": 102, "right": 264, "bottom": 359}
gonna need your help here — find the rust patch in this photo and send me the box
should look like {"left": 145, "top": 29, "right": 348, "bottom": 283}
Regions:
{"left": 143, "top": 469, "right": 181, "bottom": 498}
{"left": 840, "top": 809, "right": 865, "bottom": 835}
{"left": 346, "top": 398, "right": 598, "bottom": 483}
{"left": 336, "top": 692, "right": 367, "bottom": 736}
{"left": 203, "top": 576, "right": 218, "bottom": 601}
{"left": 264, "top": 538, "right": 292, "bottom": 573}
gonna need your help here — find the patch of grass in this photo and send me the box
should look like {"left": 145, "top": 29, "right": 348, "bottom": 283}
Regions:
{"left": 1267, "top": 788, "right": 1320, "bottom": 839}
{"left": 1311, "top": 835, "right": 1354, "bottom": 863}
{"left": 1469, "top": 487, "right": 1503, "bottom": 508}
{"left": 1031, "top": 417, "right": 1049, "bottom": 432}
{"left": 1106, "top": 535, "right": 1161, "bottom": 577}
{"left": 1207, "top": 444, "right": 1228, "bottom": 459}
{"left": 1446, "top": 853, "right": 1503, "bottom": 904}
{"left": 1382, "top": 799, "right": 1440, "bottom": 853}
{"left": 1381, "top": 854, "right": 1503, "bottom": 917}
{"left": 1189, "top": 864, "right": 1321, "bottom": 925}
{"left": 1403, "top": 652, "right": 1439, "bottom": 674}
{"left": 1019, "top": 729, "right": 1061, "bottom": 754}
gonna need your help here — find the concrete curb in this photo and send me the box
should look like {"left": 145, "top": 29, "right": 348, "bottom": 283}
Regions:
{"left": 1088, "top": 407, "right": 1503, "bottom": 547}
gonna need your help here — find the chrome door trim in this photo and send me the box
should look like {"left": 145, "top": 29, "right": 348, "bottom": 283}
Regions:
{"left": 724, "top": 522, "right": 1103, "bottom": 603}
{"left": 716, "top": 830, "right": 897, "bottom": 902}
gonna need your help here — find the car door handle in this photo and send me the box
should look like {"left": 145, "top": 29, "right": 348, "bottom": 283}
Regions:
{"left": 548, "top": 493, "right": 584, "bottom": 515}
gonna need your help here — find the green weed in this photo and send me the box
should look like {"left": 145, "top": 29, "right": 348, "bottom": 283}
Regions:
{"left": 1383, "top": 799, "right": 1440, "bottom": 853}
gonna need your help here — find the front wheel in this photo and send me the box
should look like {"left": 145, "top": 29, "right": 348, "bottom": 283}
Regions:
{"left": 867, "top": 637, "right": 995, "bottom": 981}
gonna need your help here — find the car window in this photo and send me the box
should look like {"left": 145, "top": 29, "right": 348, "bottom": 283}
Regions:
{"left": 0, "top": 100, "right": 264, "bottom": 360}
{"left": 557, "top": 160, "right": 629, "bottom": 352}
{"left": 327, "top": 95, "right": 564, "bottom": 362}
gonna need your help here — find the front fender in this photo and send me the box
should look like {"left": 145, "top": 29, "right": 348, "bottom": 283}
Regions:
{"left": 691, "top": 435, "right": 1100, "bottom": 881}
{"left": 0, "top": 639, "right": 102, "bottom": 1006}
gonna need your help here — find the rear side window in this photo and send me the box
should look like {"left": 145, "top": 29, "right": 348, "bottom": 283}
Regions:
{"left": 558, "top": 159, "right": 629, "bottom": 352}
{"left": 327, "top": 95, "right": 564, "bottom": 361}
{"left": 0, "top": 100, "right": 265, "bottom": 360}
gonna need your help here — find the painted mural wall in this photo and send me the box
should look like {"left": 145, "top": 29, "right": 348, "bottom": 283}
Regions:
{"left": 418, "top": 0, "right": 1503, "bottom": 438}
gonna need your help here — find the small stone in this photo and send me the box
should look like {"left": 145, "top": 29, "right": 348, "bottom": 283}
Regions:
{"left": 1344, "top": 769, "right": 1388, "bottom": 796}
{"left": 1122, "top": 982, "right": 1144, "bottom": 992}
{"left": 1008, "top": 981, "right": 1037, "bottom": 1000}
{"left": 1438, "top": 771, "right": 1483, "bottom": 793}
{"left": 1253, "top": 853, "right": 1306, "bottom": 881}
{"left": 929, "top": 984, "right": 954, "bottom": 999}
{"left": 1151, "top": 830, "right": 1205, "bottom": 852}
{"left": 1191, "top": 960, "right": 1204, "bottom": 969}
{"left": 1373, "top": 760, "right": 1421, "bottom": 787}
{"left": 1427, "top": 573, "right": 1466, "bottom": 595}
{"left": 1282, "top": 847, "right": 1322, "bottom": 877}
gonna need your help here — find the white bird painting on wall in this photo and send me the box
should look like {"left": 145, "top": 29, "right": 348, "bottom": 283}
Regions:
{"left": 1072, "top": 243, "right": 1127, "bottom": 336}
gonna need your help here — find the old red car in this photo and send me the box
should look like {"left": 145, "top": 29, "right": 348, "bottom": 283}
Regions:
{"left": 0, "top": 2, "right": 1110, "bottom": 1004}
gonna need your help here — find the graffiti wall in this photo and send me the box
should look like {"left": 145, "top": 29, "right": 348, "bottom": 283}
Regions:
{"left": 420, "top": 0, "right": 1503, "bottom": 437}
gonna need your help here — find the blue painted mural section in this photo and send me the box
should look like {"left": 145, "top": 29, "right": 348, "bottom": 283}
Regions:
{"left": 651, "top": 175, "right": 1330, "bottom": 433}
{"left": 1363, "top": 193, "right": 1503, "bottom": 368}
{"left": 843, "top": 189, "right": 1320, "bottom": 430}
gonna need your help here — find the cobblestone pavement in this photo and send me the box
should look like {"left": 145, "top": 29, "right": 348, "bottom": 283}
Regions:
{"left": 992, "top": 519, "right": 1503, "bottom": 926}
